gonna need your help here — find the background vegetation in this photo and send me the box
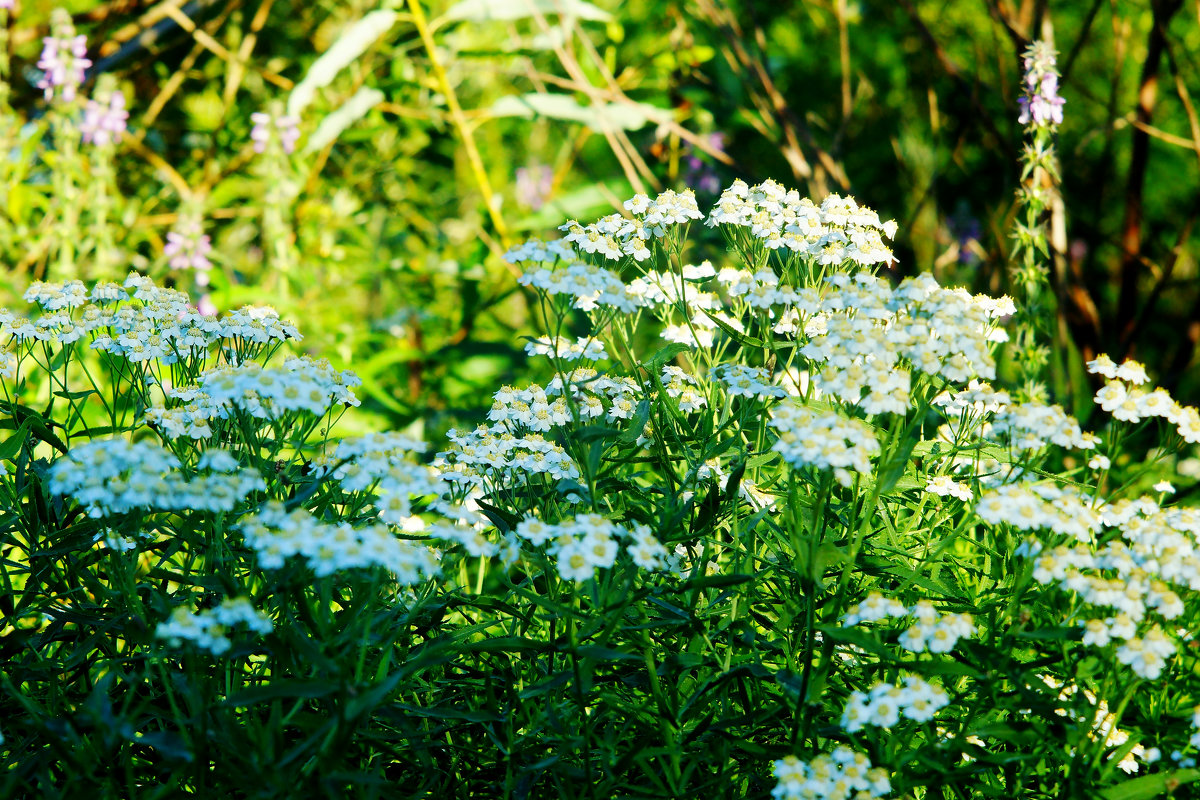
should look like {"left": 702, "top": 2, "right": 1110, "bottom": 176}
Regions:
{"left": 4, "top": 0, "right": 1199, "bottom": 436}
{"left": 4, "top": 2, "right": 1200, "bottom": 798}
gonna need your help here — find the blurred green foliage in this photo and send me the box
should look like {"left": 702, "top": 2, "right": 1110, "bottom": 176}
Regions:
{"left": 3, "top": 0, "right": 1199, "bottom": 434}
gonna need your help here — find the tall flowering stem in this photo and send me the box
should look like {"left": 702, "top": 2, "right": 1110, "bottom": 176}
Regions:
{"left": 1010, "top": 40, "right": 1066, "bottom": 402}
{"left": 83, "top": 77, "right": 129, "bottom": 275}
{"left": 41, "top": 9, "right": 89, "bottom": 278}
{"left": 251, "top": 104, "right": 300, "bottom": 289}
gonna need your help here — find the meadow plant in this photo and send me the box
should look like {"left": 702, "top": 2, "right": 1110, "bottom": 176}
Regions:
{"left": 4, "top": 175, "right": 1200, "bottom": 799}
{"left": 1010, "top": 40, "right": 1066, "bottom": 400}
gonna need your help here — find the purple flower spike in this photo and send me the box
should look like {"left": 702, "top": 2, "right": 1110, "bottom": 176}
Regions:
{"left": 251, "top": 110, "right": 300, "bottom": 155}
{"left": 1019, "top": 41, "right": 1065, "bottom": 128}
{"left": 165, "top": 219, "right": 214, "bottom": 279}
{"left": 37, "top": 33, "right": 91, "bottom": 103}
{"left": 81, "top": 90, "right": 128, "bottom": 146}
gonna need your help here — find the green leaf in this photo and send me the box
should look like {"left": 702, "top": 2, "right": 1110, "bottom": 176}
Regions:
{"left": 0, "top": 419, "right": 33, "bottom": 461}
{"left": 223, "top": 680, "right": 341, "bottom": 707}
{"left": 677, "top": 573, "right": 754, "bottom": 591}
{"left": 643, "top": 342, "right": 691, "bottom": 371}
{"left": 442, "top": 0, "right": 611, "bottom": 24}
{"left": 1099, "top": 769, "right": 1200, "bottom": 800}
{"left": 617, "top": 399, "right": 651, "bottom": 445}
{"left": 7, "top": 404, "right": 68, "bottom": 454}
{"left": 877, "top": 430, "right": 920, "bottom": 494}
{"left": 574, "top": 425, "right": 623, "bottom": 443}
{"left": 474, "top": 499, "right": 522, "bottom": 533}
{"left": 818, "top": 625, "right": 891, "bottom": 658}
{"left": 305, "top": 87, "right": 386, "bottom": 153}
{"left": 808, "top": 542, "right": 847, "bottom": 587}
{"left": 488, "top": 93, "right": 662, "bottom": 132}
{"left": 1015, "top": 626, "right": 1081, "bottom": 642}
{"left": 289, "top": 11, "right": 397, "bottom": 116}
{"left": 702, "top": 311, "right": 766, "bottom": 349}
{"left": 575, "top": 645, "right": 641, "bottom": 661}
{"left": 52, "top": 389, "right": 96, "bottom": 401}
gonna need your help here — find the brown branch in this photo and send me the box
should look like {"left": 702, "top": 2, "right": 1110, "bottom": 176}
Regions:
{"left": 1060, "top": 0, "right": 1105, "bottom": 82}
{"left": 895, "top": 0, "right": 1008, "bottom": 153}
{"left": 1125, "top": 196, "right": 1200, "bottom": 351}
{"left": 1116, "top": 0, "right": 1185, "bottom": 353}
{"left": 692, "top": 0, "right": 849, "bottom": 193}
{"left": 983, "top": 0, "right": 1029, "bottom": 53}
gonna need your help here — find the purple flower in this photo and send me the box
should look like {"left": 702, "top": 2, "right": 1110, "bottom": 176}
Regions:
{"left": 0, "top": 1, "right": 14, "bottom": 11}
{"left": 682, "top": 132, "right": 726, "bottom": 195}
{"left": 515, "top": 165, "right": 553, "bottom": 210}
{"left": 1018, "top": 41, "right": 1065, "bottom": 128}
{"left": 37, "top": 34, "right": 91, "bottom": 103}
{"left": 164, "top": 219, "right": 213, "bottom": 281}
{"left": 196, "top": 294, "right": 218, "bottom": 317}
{"left": 250, "top": 111, "right": 301, "bottom": 155}
{"left": 81, "top": 90, "right": 128, "bottom": 146}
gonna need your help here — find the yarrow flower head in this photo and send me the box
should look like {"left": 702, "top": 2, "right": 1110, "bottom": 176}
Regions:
{"left": 36, "top": 10, "right": 91, "bottom": 104}
{"left": 240, "top": 501, "right": 440, "bottom": 581}
{"left": 772, "top": 746, "right": 892, "bottom": 800}
{"left": 505, "top": 513, "right": 670, "bottom": 581}
{"left": 1018, "top": 40, "right": 1065, "bottom": 127}
{"left": 156, "top": 597, "right": 273, "bottom": 656}
{"left": 841, "top": 675, "right": 951, "bottom": 732}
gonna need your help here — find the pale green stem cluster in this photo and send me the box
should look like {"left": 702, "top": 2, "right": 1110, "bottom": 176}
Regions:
{"left": 1010, "top": 123, "right": 1064, "bottom": 403}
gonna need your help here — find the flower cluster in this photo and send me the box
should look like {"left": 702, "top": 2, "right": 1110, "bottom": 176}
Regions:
{"left": 239, "top": 502, "right": 441, "bottom": 582}
{"left": 797, "top": 273, "right": 1010, "bottom": 416}
{"left": 49, "top": 440, "right": 264, "bottom": 518}
{"left": 924, "top": 475, "right": 973, "bottom": 501}
{"left": 769, "top": 401, "right": 880, "bottom": 484}
{"left": 162, "top": 356, "right": 359, "bottom": 429}
{"left": 1041, "top": 675, "right": 1152, "bottom": 774}
{"left": 990, "top": 401, "right": 1095, "bottom": 452}
{"left": 976, "top": 480, "right": 1102, "bottom": 542}
{"left": 437, "top": 425, "right": 580, "bottom": 488}
{"left": 23, "top": 279, "right": 89, "bottom": 310}
{"left": 707, "top": 179, "right": 897, "bottom": 266}
{"left": 772, "top": 746, "right": 892, "bottom": 800}
{"left": 155, "top": 597, "right": 273, "bottom": 656}
{"left": 36, "top": 16, "right": 91, "bottom": 104}
{"left": 711, "top": 363, "right": 787, "bottom": 400}
{"left": 1015, "top": 498, "right": 1200, "bottom": 678}
{"left": 841, "top": 594, "right": 976, "bottom": 654}
{"left": 98, "top": 528, "right": 155, "bottom": 553}
{"left": 442, "top": 370, "right": 651, "bottom": 488}
{"left": 1088, "top": 354, "right": 1200, "bottom": 440}
{"left": 932, "top": 380, "right": 1011, "bottom": 418}
{"left": 1018, "top": 41, "right": 1065, "bottom": 127}
{"left": 511, "top": 513, "right": 669, "bottom": 580}
{"left": 661, "top": 364, "right": 708, "bottom": 412}
{"left": 330, "top": 433, "right": 442, "bottom": 526}
{"left": 841, "top": 675, "right": 951, "bottom": 732}
{"left": 251, "top": 110, "right": 301, "bottom": 155}
{"left": 517, "top": 258, "right": 647, "bottom": 313}
{"left": 897, "top": 602, "right": 977, "bottom": 654}
{"left": 81, "top": 90, "right": 128, "bottom": 147}
{"left": 165, "top": 218, "right": 214, "bottom": 277}
{"left": 692, "top": 456, "right": 777, "bottom": 510}
{"left": 1, "top": 275, "right": 303, "bottom": 374}
{"left": 558, "top": 189, "right": 703, "bottom": 261}
{"left": 524, "top": 335, "right": 607, "bottom": 362}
